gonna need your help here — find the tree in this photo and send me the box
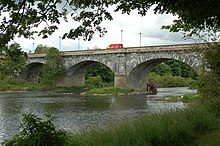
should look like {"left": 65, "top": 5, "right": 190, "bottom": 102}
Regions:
{"left": 151, "top": 63, "right": 172, "bottom": 76}
{"left": 39, "top": 47, "right": 65, "bottom": 85}
{"left": 1, "top": 43, "right": 27, "bottom": 78}
{"left": 86, "top": 63, "right": 114, "bottom": 83}
{"left": 150, "top": 60, "right": 198, "bottom": 79}
{"left": 166, "top": 61, "right": 182, "bottom": 77}
{"left": 34, "top": 44, "right": 50, "bottom": 54}
{"left": 196, "top": 43, "right": 220, "bottom": 98}
{"left": 0, "top": 0, "right": 219, "bottom": 48}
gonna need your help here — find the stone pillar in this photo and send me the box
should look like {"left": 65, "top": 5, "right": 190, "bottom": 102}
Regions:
{"left": 56, "top": 75, "right": 85, "bottom": 87}
{"left": 114, "top": 74, "right": 128, "bottom": 89}
{"left": 114, "top": 54, "right": 129, "bottom": 89}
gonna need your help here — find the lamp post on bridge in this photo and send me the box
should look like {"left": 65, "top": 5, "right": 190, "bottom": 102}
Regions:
{"left": 139, "top": 32, "right": 141, "bottom": 47}
{"left": 121, "top": 30, "right": 123, "bottom": 44}
{"left": 32, "top": 42, "right": 34, "bottom": 53}
{"left": 78, "top": 37, "right": 80, "bottom": 50}
{"left": 59, "top": 36, "right": 61, "bottom": 51}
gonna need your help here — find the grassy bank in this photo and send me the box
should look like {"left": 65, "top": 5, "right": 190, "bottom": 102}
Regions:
{"left": 0, "top": 78, "right": 84, "bottom": 92}
{"left": 66, "top": 98, "right": 219, "bottom": 146}
{"left": 82, "top": 87, "right": 133, "bottom": 96}
{"left": 148, "top": 72, "right": 196, "bottom": 87}
{"left": 3, "top": 97, "right": 220, "bottom": 146}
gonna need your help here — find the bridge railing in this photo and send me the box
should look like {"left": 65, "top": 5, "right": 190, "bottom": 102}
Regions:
{"left": 28, "top": 43, "right": 205, "bottom": 58}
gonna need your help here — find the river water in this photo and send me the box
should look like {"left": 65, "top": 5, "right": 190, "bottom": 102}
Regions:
{"left": 0, "top": 87, "right": 196, "bottom": 143}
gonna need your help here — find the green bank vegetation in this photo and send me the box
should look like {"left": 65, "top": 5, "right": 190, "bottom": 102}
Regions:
{"left": 83, "top": 87, "right": 132, "bottom": 96}
{"left": 147, "top": 60, "right": 198, "bottom": 87}
{"left": 148, "top": 72, "right": 196, "bottom": 87}
{"left": 0, "top": 77, "right": 84, "bottom": 92}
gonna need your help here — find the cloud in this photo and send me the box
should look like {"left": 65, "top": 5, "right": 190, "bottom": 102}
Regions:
{"left": 14, "top": 6, "right": 193, "bottom": 52}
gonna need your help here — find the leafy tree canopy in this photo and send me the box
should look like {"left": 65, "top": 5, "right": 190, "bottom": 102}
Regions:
{"left": 0, "top": 43, "right": 27, "bottom": 78}
{"left": 39, "top": 47, "right": 65, "bottom": 85}
{"left": 0, "top": 0, "right": 219, "bottom": 48}
{"left": 35, "top": 44, "right": 50, "bottom": 54}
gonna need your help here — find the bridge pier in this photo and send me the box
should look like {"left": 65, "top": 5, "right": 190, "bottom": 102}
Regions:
{"left": 114, "top": 74, "right": 129, "bottom": 89}
{"left": 56, "top": 76, "right": 85, "bottom": 87}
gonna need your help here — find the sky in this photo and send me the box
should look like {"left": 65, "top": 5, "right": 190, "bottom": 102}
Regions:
{"left": 14, "top": 6, "right": 195, "bottom": 53}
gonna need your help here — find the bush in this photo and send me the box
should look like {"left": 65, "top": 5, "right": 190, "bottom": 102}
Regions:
{"left": 147, "top": 72, "right": 195, "bottom": 87}
{"left": 3, "top": 113, "right": 68, "bottom": 146}
{"left": 85, "top": 75, "right": 113, "bottom": 88}
{"left": 85, "top": 87, "right": 132, "bottom": 95}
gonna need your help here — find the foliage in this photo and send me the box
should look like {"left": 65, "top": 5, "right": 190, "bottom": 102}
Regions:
{"left": 3, "top": 113, "right": 68, "bottom": 146}
{"left": 0, "top": 43, "right": 27, "bottom": 78}
{"left": 0, "top": 77, "right": 85, "bottom": 91}
{"left": 151, "top": 63, "right": 172, "bottom": 76}
{"left": 85, "top": 87, "right": 132, "bottom": 95}
{"left": 85, "top": 63, "right": 114, "bottom": 88}
{"left": 193, "top": 43, "right": 220, "bottom": 98}
{"left": 86, "top": 63, "right": 114, "bottom": 83}
{"left": 150, "top": 60, "right": 198, "bottom": 79}
{"left": 167, "top": 60, "right": 182, "bottom": 76}
{"left": 0, "top": 0, "right": 114, "bottom": 48}
{"left": 34, "top": 44, "right": 50, "bottom": 54}
{"left": 1, "top": 0, "right": 219, "bottom": 48}
{"left": 148, "top": 72, "right": 195, "bottom": 87}
{"left": 39, "top": 47, "right": 65, "bottom": 85}
{"left": 85, "top": 75, "right": 113, "bottom": 89}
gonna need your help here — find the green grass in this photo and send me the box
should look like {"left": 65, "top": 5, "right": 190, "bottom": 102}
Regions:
{"left": 0, "top": 79, "right": 85, "bottom": 92}
{"left": 190, "top": 120, "right": 220, "bottom": 146}
{"left": 66, "top": 98, "right": 220, "bottom": 146}
{"left": 84, "top": 87, "right": 133, "bottom": 95}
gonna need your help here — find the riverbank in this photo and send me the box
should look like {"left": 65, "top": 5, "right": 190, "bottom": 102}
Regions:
{"left": 0, "top": 80, "right": 88, "bottom": 93}
{"left": 66, "top": 97, "right": 220, "bottom": 146}
{"left": 4, "top": 97, "right": 219, "bottom": 146}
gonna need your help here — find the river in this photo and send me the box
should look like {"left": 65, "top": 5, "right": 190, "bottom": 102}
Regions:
{"left": 0, "top": 87, "right": 196, "bottom": 143}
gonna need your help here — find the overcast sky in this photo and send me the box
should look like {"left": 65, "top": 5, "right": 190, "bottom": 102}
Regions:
{"left": 14, "top": 6, "right": 195, "bottom": 53}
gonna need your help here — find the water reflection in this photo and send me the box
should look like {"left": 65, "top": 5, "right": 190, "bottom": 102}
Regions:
{"left": 0, "top": 87, "right": 195, "bottom": 142}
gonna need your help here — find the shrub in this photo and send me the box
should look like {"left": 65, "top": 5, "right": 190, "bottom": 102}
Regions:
{"left": 3, "top": 113, "right": 68, "bottom": 146}
{"left": 147, "top": 72, "right": 195, "bottom": 87}
{"left": 85, "top": 75, "right": 113, "bottom": 88}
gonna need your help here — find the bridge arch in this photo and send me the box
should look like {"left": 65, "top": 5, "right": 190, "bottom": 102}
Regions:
{"left": 19, "top": 62, "right": 43, "bottom": 82}
{"left": 126, "top": 51, "right": 202, "bottom": 76}
{"left": 126, "top": 51, "right": 201, "bottom": 91}
{"left": 127, "top": 58, "right": 170, "bottom": 91}
{"left": 57, "top": 60, "right": 115, "bottom": 86}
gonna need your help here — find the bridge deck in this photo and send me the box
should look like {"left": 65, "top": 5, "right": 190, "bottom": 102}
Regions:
{"left": 28, "top": 43, "right": 204, "bottom": 58}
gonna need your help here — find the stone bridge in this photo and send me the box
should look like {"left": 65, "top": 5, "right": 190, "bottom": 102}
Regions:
{"left": 21, "top": 43, "right": 204, "bottom": 91}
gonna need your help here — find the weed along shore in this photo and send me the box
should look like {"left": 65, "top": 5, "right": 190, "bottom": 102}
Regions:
{"left": 160, "top": 93, "right": 199, "bottom": 102}
{"left": 80, "top": 87, "right": 157, "bottom": 96}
